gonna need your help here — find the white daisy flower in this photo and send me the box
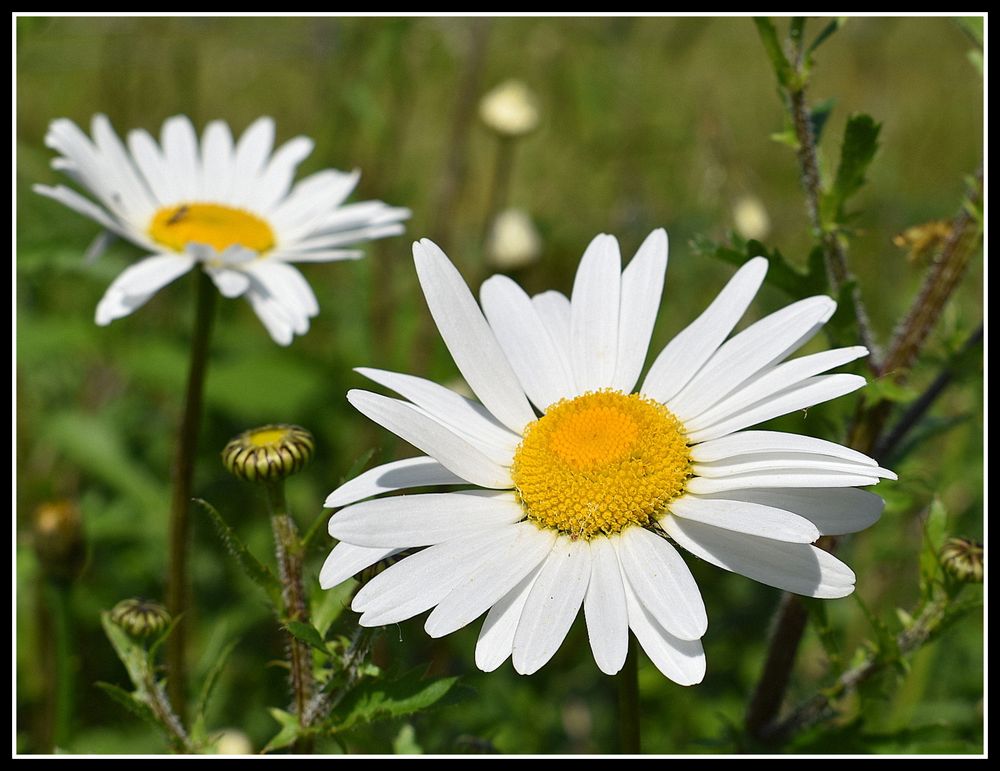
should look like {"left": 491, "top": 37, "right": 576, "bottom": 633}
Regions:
{"left": 320, "top": 230, "right": 895, "bottom": 684}
{"left": 33, "top": 114, "right": 410, "bottom": 345}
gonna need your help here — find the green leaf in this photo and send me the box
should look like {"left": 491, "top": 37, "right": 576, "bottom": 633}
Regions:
{"left": 821, "top": 114, "right": 881, "bottom": 229}
{"left": 754, "top": 17, "right": 794, "bottom": 89}
{"left": 330, "top": 668, "right": 460, "bottom": 733}
{"left": 285, "top": 620, "right": 328, "bottom": 654}
{"left": 100, "top": 612, "right": 151, "bottom": 687}
{"left": 808, "top": 18, "right": 846, "bottom": 54}
{"left": 192, "top": 638, "right": 240, "bottom": 741}
{"left": 194, "top": 498, "right": 282, "bottom": 608}
{"left": 691, "top": 235, "right": 827, "bottom": 300}
{"left": 393, "top": 723, "right": 423, "bottom": 755}
{"left": 862, "top": 376, "right": 921, "bottom": 408}
{"left": 95, "top": 682, "right": 162, "bottom": 734}
{"left": 919, "top": 498, "right": 949, "bottom": 594}
{"left": 804, "top": 598, "right": 842, "bottom": 669}
{"left": 954, "top": 16, "right": 983, "bottom": 48}
{"left": 312, "top": 579, "right": 356, "bottom": 637}
{"left": 263, "top": 708, "right": 304, "bottom": 754}
{"left": 810, "top": 98, "right": 836, "bottom": 145}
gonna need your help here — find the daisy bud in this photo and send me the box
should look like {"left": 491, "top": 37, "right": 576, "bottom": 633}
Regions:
{"left": 222, "top": 424, "right": 315, "bottom": 483}
{"left": 213, "top": 729, "right": 254, "bottom": 755}
{"left": 732, "top": 194, "right": 771, "bottom": 241}
{"left": 479, "top": 79, "right": 540, "bottom": 138}
{"left": 486, "top": 208, "right": 542, "bottom": 271}
{"left": 110, "top": 598, "right": 171, "bottom": 639}
{"left": 32, "top": 499, "right": 85, "bottom": 581}
{"left": 940, "top": 537, "right": 984, "bottom": 584}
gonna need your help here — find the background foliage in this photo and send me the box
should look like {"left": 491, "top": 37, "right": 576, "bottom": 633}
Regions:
{"left": 16, "top": 15, "right": 983, "bottom": 754}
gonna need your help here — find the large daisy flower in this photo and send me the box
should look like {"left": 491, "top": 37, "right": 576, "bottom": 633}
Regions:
{"left": 320, "top": 230, "right": 894, "bottom": 684}
{"left": 33, "top": 114, "right": 410, "bottom": 345}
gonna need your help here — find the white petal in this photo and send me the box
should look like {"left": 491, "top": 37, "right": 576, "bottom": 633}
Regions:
{"left": 160, "top": 115, "right": 200, "bottom": 200}
{"left": 481, "top": 274, "right": 575, "bottom": 411}
{"left": 623, "top": 579, "right": 706, "bottom": 686}
{"left": 127, "top": 127, "right": 178, "bottom": 204}
{"left": 95, "top": 253, "right": 196, "bottom": 325}
{"left": 685, "top": 469, "right": 883, "bottom": 494}
{"left": 642, "top": 257, "right": 767, "bottom": 403}
{"left": 611, "top": 228, "right": 668, "bottom": 393}
{"left": 663, "top": 516, "right": 856, "bottom": 598}
{"left": 475, "top": 567, "right": 541, "bottom": 672}
{"left": 668, "top": 296, "right": 837, "bottom": 421}
{"left": 328, "top": 490, "right": 524, "bottom": 548}
{"left": 356, "top": 368, "right": 519, "bottom": 464}
{"left": 667, "top": 495, "right": 820, "bottom": 543}
{"left": 200, "top": 120, "right": 236, "bottom": 201}
{"left": 251, "top": 136, "right": 315, "bottom": 212}
{"left": 230, "top": 116, "right": 275, "bottom": 199}
{"left": 531, "top": 291, "right": 575, "bottom": 398}
{"left": 206, "top": 266, "right": 251, "bottom": 298}
{"left": 570, "top": 234, "right": 621, "bottom": 393}
{"left": 425, "top": 523, "right": 556, "bottom": 638}
{"left": 615, "top": 527, "right": 707, "bottom": 640}
{"left": 90, "top": 114, "right": 157, "bottom": 220}
{"left": 325, "top": 456, "right": 466, "bottom": 508}
{"left": 270, "top": 169, "right": 361, "bottom": 237}
{"left": 512, "top": 536, "right": 592, "bottom": 675}
{"left": 282, "top": 221, "right": 407, "bottom": 251}
{"left": 245, "top": 284, "right": 296, "bottom": 345}
{"left": 354, "top": 526, "right": 517, "bottom": 625}
{"left": 319, "top": 542, "right": 399, "bottom": 589}
{"left": 690, "top": 429, "right": 879, "bottom": 466}
{"left": 695, "top": 487, "right": 884, "bottom": 536}
{"left": 686, "top": 374, "right": 867, "bottom": 443}
{"left": 34, "top": 184, "right": 139, "bottom": 244}
{"left": 692, "top": 454, "right": 896, "bottom": 481}
{"left": 272, "top": 248, "right": 364, "bottom": 263}
{"left": 347, "top": 390, "right": 513, "bottom": 489}
{"left": 413, "top": 239, "right": 536, "bottom": 433}
{"left": 584, "top": 537, "right": 629, "bottom": 675}
{"left": 243, "top": 260, "right": 318, "bottom": 318}
{"left": 683, "top": 346, "right": 868, "bottom": 430}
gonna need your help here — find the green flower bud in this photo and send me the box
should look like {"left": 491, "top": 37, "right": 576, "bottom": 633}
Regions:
{"left": 940, "top": 537, "right": 983, "bottom": 584}
{"left": 110, "top": 598, "right": 171, "bottom": 638}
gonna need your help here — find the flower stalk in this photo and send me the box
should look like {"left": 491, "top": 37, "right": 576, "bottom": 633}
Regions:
{"left": 166, "top": 269, "right": 217, "bottom": 719}
{"left": 617, "top": 635, "right": 641, "bottom": 754}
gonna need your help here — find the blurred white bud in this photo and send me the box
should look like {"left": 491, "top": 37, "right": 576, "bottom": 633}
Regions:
{"left": 479, "top": 79, "right": 540, "bottom": 137}
{"left": 732, "top": 194, "right": 771, "bottom": 241}
{"left": 486, "top": 208, "right": 542, "bottom": 270}
{"left": 214, "top": 728, "right": 254, "bottom": 755}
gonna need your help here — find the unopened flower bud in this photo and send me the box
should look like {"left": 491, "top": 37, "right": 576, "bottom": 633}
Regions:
{"left": 486, "top": 208, "right": 542, "bottom": 271}
{"left": 479, "top": 79, "right": 540, "bottom": 138}
{"left": 110, "top": 598, "right": 171, "bottom": 638}
{"left": 732, "top": 195, "right": 771, "bottom": 241}
{"left": 222, "top": 424, "right": 315, "bottom": 483}
{"left": 214, "top": 728, "right": 254, "bottom": 755}
{"left": 940, "top": 537, "right": 983, "bottom": 583}
{"left": 32, "top": 499, "right": 85, "bottom": 581}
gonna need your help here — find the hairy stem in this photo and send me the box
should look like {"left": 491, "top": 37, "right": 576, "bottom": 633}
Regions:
{"left": 166, "top": 270, "right": 217, "bottom": 719}
{"left": 266, "top": 481, "right": 315, "bottom": 753}
{"left": 617, "top": 635, "right": 641, "bottom": 754}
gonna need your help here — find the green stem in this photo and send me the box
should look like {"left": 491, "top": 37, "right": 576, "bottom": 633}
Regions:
{"left": 166, "top": 270, "right": 217, "bottom": 720}
{"left": 42, "top": 580, "right": 73, "bottom": 750}
{"left": 265, "top": 480, "right": 315, "bottom": 754}
{"left": 617, "top": 635, "right": 641, "bottom": 754}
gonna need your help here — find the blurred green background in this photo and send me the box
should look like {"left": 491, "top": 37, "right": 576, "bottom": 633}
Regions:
{"left": 16, "top": 16, "right": 983, "bottom": 754}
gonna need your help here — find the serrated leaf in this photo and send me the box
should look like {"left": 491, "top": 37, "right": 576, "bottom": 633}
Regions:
{"left": 810, "top": 98, "right": 836, "bottom": 145}
{"left": 754, "top": 17, "right": 795, "bottom": 89}
{"left": 100, "top": 612, "right": 150, "bottom": 687}
{"left": 95, "top": 682, "right": 162, "bottom": 733}
{"left": 330, "top": 669, "right": 460, "bottom": 733}
{"left": 919, "top": 498, "right": 949, "bottom": 592}
{"left": 692, "top": 235, "right": 827, "bottom": 299}
{"left": 194, "top": 498, "right": 282, "bottom": 608}
{"left": 821, "top": 114, "right": 881, "bottom": 229}
{"left": 770, "top": 128, "right": 800, "bottom": 149}
{"left": 285, "top": 620, "right": 328, "bottom": 654}
{"left": 263, "top": 708, "right": 303, "bottom": 753}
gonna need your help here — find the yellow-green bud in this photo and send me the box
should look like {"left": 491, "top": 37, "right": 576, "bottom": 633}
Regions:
{"left": 32, "top": 499, "right": 85, "bottom": 581}
{"left": 940, "top": 537, "right": 983, "bottom": 583}
{"left": 110, "top": 598, "right": 171, "bottom": 638}
{"left": 222, "top": 424, "right": 315, "bottom": 483}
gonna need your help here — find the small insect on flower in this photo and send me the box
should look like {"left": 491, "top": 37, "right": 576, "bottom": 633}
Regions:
{"left": 321, "top": 230, "right": 895, "bottom": 684}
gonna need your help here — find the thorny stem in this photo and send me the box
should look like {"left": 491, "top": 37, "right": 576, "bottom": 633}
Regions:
{"left": 265, "top": 480, "right": 315, "bottom": 753}
{"left": 166, "top": 270, "right": 217, "bottom": 719}
{"left": 145, "top": 670, "right": 193, "bottom": 754}
{"left": 617, "top": 635, "right": 641, "bottom": 754}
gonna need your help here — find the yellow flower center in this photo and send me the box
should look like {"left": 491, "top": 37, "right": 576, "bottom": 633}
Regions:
{"left": 148, "top": 203, "right": 275, "bottom": 253}
{"left": 511, "top": 390, "right": 691, "bottom": 539}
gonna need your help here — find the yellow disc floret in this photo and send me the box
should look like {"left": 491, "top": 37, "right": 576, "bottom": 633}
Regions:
{"left": 511, "top": 390, "right": 691, "bottom": 539}
{"left": 149, "top": 202, "right": 275, "bottom": 253}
